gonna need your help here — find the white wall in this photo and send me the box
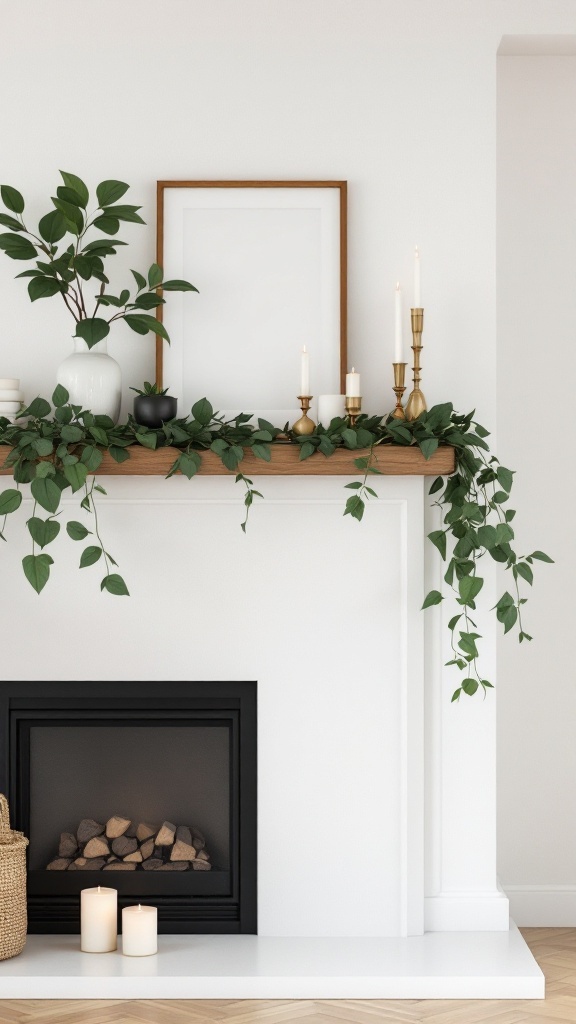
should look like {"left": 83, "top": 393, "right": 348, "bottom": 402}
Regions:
{"left": 497, "top": 54, "right": 576, "bottom": 924}
{"left": 1, "top": 0, "right": 576, "bottom": 930}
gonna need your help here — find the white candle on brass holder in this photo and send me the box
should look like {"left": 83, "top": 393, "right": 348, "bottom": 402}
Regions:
{"left": 300, "top": 346, "right": 310, "bottom": 396}
{"left": 345, "top": 367, "right": 360, "bottom": 397}
{"left": 122, "top": 903, "right": 158, "bottom": 957}
{"left": 80, "top": 885, "right": 117, "bottom": 952}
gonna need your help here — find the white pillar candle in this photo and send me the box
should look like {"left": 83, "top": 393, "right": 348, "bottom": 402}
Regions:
{"left": 80, "top": 886, "right": 117, "bottom": 953}
{"left": 394, "top": 282, "right": 403, "bottom": 362}
{"left": 345, "top": 368, "right": 361, "bottom": 397}
{"left": 414, "top": 246, "right": 421, "bottom": 307}
{"left": 122, "top": 904, "right": 158, "bottom": 957}
{"left": 300, "top": 346, "right": 310, "bottom": 395}
{"left": 0, "top": 378, "right": 19, "bottom": 390}
{"left": 318, "top": 394, "right": 346, "bottom": 424}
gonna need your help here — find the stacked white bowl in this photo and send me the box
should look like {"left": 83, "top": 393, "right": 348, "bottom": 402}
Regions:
{"left": 0, "top": 378, "right": 24, "bottom": 422}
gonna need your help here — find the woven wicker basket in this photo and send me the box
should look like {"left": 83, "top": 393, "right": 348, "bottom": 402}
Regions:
{"left": 0, "top": 794, "right": 28, "bottom": 961}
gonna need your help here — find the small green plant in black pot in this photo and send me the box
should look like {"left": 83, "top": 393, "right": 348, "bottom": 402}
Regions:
{"left": 130, "top": 381, "right": 177, "bottom": 428}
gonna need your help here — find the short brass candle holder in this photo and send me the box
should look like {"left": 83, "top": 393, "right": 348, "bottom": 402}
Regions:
{"left": 391, "top": 362, "right": 407, "bottom": 419}
{"left": 345, "top": 395, "right": 362, "bottom": 427}
{"left": 405, "top": 308, "right": 427, "bottom": 422}
{"left": 292, "top": 395, "right": 316, "bottom": 436}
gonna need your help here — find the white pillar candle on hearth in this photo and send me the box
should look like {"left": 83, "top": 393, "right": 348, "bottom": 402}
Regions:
{"left": 300, "top": 346, "right": 310, "bottom": 396}
{"left": 80, "top": 886, "right": 117, "bottom": 952}
{"left": 122, "top": 903, "right": 158, "bottom": 957}
{"left": 345, "top": 368, "right": 360, "bottom": 397}
{"left": 318, "top": 394, "right": 346, "bottom": 425}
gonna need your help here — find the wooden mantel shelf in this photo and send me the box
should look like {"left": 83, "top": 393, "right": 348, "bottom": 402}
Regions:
{"left": 0, "top": 444, "right": 455, "bottom": 477}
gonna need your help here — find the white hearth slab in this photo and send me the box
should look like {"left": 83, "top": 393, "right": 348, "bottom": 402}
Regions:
{"left": 0, "top": 925, "right": 543, "bottom": 999}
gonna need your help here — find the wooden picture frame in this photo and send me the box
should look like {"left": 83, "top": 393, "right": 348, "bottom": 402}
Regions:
{"left": 156, "top": 181, "right": 347, "bottom": 423}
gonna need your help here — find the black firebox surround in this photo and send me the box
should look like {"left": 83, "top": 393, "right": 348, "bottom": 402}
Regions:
{"left": 0, "top": 681, "right": 257, "bottom": 935}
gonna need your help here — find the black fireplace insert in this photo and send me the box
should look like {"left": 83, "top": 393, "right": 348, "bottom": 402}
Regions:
{"left": 0, "top": 680, "right": 257, "bottom": 934}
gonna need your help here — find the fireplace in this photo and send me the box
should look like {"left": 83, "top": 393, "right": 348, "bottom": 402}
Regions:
{"left": 0, "top": 681, "right": 257, "bottom": 934}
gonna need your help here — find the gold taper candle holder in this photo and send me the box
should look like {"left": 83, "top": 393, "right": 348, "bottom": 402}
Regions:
{"left": 392, "top": 362, "right": 407, "bottom": 419}
{"left": 292, "top": 395, "right": 316, "bottom": 435}
{"left": 405, "top": 308, "right": 427, "bottom": 421}
{"left": 345, "top": 395, "right": 362, "bottom": 427}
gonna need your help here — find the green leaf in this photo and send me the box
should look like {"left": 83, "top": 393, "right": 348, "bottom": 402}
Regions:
{"left": 502, "top": 604, "right": 518, "bottom": 634}
{"left": 66, "top": 520, "right": 90, "bottom": 541}
{"left": 35, "top": 461, "right": 55, "bottom": 479}
{"left": 59, "top": 172, "right": 88, "bottom": 207}
{"left": 131, "top": 269, "right": 147, "bottom": 291}
{"left": 131, "top": 292, "right": 164, "bottom": 310}
{"left": 51, "top": 196, "right": 84, "bottom": 233}
{"left": 96, "top": 180, "right": 129, "bottom": 208}
{"left": 38, "top": 209, "right": 68, "bottom": 243}
{"left": 74, "top": 317, "right": 110, "bottom": 349}
{"left": 32, "top": 437, "right": 53, "bottom": 456}
{"left": 448, "top": 614, "right": 462, "bottom": 631}
{"left": 252, "top": 443, "right": 271, "bottom": 462}
{"left": 516, "top": 561, "right": 534, "bottom": 586}
{"left": 221, "top": 446, "right": 242, "bottom": 471}
{"left": 60, "top": 424, "right": 83, "bottom": 442}
{"left": 63, "top": 463, "right": 88, "bottom": 493}
{"left": 495, "top": 522, "right": 514, "bottom": 545}
{"left": 80, "top": 445, "right": 103, "bottom": 472}
{"left": 22, "top": 553, "right": 53, "bottom": 594}
{"left": 458, "top": 632, "right": 480, "bottom": 658}
{"left": 210, "top": 439, "right": 229, "bottom": 455}
{"left": 477, "top": 524, "right": 497, "bottom": 549}
{"left": 176, "top": 451, "right": 201, "bottom": 479}
{"left": 100, "top": 573, "right": 130, "bottom": 596}
{"left": 73, "top": 255, "right": 93, "bottom": 280}
{"left": 0, "top": 232, "right": 37, "bottom": 260}
{"left": 530, "top": 550, "right": 554, "bottom": 563}
{"left": 343, "top": 494, "right": 365, "bottom": 521}
{"left": 161, "top": 279, "right": 199, "bottom": 292}
{"left": 492, "top": 490, "right": 509, "bottom": 504}
{"left": 52, "top": 384, "right": 69, "bottom": 407}
{"left": 27, "top": 516, "right": 60, "bottom": 548}
{"left": 103, "top": 204, "right": 144, "bottom": 224}
{"left": 148, "top": 263, "right": 163, "bottom": 288}
{"left": 0, "top": 213, "right": 24, "bottom": 231}
{"left": 419, "top": 437, "right": 439, "bottom": 460}
{"left": 93, "top": 214, "right": 120, "bottom": 235}
{"left": 109, "top": 445, "right": 130, "bottom": 464}
{"left": 497, "top": 466, "right": 514, "bottom": 493}
{"left": 459, "top": 575, "right": 484, "bottom": 605}
{"left": 299, "top": 441, "right": 315, "bottom": 461}
{"left": 0, "top": 488, "right": 22, "bottom": 515}
{"left": 318, "top": 435, "right": 335, "bottom": 457}
{"left": 1, "top": 185, "right": 24, "bottom": 214}
{"left": 191, "top": 397, "right": 213, "bottom": 425}
{"left": 136, "top": 431, "right": 157, "bottom": 450}
{"left": 462, "top": 678, "right": 479, "bottom": 696}
{"left": 451, "top": 688, "right": 462, "bottom": 703}
{"left": 428, "top": 529, "right": 447, "bottom": 560}
{"left": 30, "top": 476, "right": 61, "bottom": 514}
{"left": 56, "top": 184, "right": 86, "bottom": 209}
{"left": 422, "top": 589, "right": 443, "bottom": 609}
{"left": 429, "top": 476, "right": 444, "bottom": 495}
{"left": 80, "top": 545, "right": 102, "bottom": 568}
{"left": 89, "top": 426, "right": 109, "bottom": 445}
{"left": 341, "top": 428, "right": 357, "bottom": 448}
{"left": 28, "top": 276, "right": 62, "bottom": 302}
{"left": 123, "top": 314, "right": 169, "bottom": 341}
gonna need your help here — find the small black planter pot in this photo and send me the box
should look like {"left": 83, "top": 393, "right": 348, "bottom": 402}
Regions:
{"left": 133, "top": 394, "right": 178, "bottom": 429}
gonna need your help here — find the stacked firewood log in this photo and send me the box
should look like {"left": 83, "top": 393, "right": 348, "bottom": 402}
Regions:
{"left": 46, "top": 815, "right": 212, "bottom": 871}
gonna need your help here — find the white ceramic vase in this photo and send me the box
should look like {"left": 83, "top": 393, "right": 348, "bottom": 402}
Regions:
{"left": 56, "top": 338, "right": 121, "bottom": 422}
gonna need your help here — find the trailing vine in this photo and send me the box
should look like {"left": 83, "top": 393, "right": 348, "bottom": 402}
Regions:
{"left": 0, "top": 390, "right": 552, "bottom": 700}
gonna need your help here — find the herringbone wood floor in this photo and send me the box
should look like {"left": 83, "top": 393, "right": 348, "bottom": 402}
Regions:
{"left": 1, "top": 929, "right": 576, "bottom": 1024}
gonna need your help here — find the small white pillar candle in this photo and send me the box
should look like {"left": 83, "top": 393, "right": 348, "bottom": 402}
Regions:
{"left": 80, "top": 886, "right": 117, "bottom": 953}
{"left": 300, "top": 346, "right": 310, "bottom": 395}
{"left": 414, "top": 246, "right": 421, "bottom": 307}
{"left": 122, "top": 904, "right": 158, "bottom": 957}
{"left": 345, "top": 367, "right": 361, "bottom": 397}
{"left": 394, "top": 282, "right": 403, "bottom": 362}
{"left": 318, "top": 394, "right": 346, "bottom": 424}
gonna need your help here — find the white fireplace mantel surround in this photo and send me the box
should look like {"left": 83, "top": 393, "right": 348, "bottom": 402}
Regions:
{"left": 0, "top": 475, "right": 542, "bottom": 997}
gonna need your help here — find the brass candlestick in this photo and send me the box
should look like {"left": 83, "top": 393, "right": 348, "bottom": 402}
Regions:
{"left": 292, "top": 395, "right": 316, "bottom": 435}
{"left": 345, "top": 395, "right": 362, "bottom": 426}
{"left": 391, "top": 362, "right": 407, "bottom": 419}
{"left": 405, "top": 308, "right": 427, "bottom": 421}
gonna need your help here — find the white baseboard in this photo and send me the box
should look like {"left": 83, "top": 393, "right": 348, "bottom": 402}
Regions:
{"left": 504, "top": 885, "right": 576, "bottom": 926}
{"left": 424, "top": 891, "right": 510, "bottom": 931}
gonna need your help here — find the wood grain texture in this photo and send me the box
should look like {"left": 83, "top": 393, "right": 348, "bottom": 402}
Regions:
{"left": 0, "top": 929, "right": 570, "bottom": 1024}
{"left": 0, "top": 445, "right": 455, "bottom": 477}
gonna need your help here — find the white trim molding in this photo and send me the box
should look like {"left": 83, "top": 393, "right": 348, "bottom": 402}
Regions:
{"left": 425, "top": 891, "right": 510, "bottom": 931}
{"left": 504, "top": 885, "right": 576, "bottom": 926}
